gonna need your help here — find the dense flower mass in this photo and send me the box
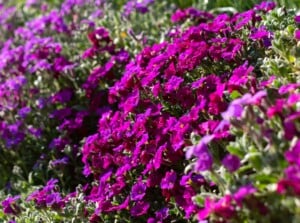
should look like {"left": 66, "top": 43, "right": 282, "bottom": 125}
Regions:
{"left": 0, "top": 0, "right": 300, "bottom": 222}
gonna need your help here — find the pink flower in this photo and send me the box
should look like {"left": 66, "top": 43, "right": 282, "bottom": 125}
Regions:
{"left": 198, "top": 195, "right": 235, "bottom": 220}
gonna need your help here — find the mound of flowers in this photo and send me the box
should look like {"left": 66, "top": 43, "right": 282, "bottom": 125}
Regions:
{"left": 0, "top": 0, "right": 299, "bottom": 222}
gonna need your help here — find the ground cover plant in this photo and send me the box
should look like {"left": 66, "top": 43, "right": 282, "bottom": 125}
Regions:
{"left": 0, "top": 0, "right": 300, "bottom": 222}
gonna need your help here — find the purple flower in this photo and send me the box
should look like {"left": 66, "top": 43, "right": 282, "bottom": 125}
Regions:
{"left": 222, "top": 154, "right": 241, "bottom": 172}
{"left": 278, "top": 165, "right": 300, "bottom": 195}
{"left": 1, "top": 195, "right": 21, "bottom": 215}
{"left": 53, "top": 56, "right": 74, "bottom": 73}
{"left": 153, "top": 144, "right": 165, "bottom": 170}
{"left": 114, "top": 50, "right": 130, "bottom": 64}
{"left": 155, "top": 207, "right": 169, "bottom": 220}
{"left": 222, "top": 91, "right": 266, "bottom": 121}
{"left": 194, "top": 150, "right": 213, "bottom": 172}
{"left": 50, "top": 157, "right": 69, "bottom": 168}
{"left": 131, "top": 181, "right": 147, "bottom": 201}
{"left": 45, "top": 192, "right": 62, "bottom": 206}
{"left": 130, "top": 201, "right": 150, "bottom": 216}
{"left": 228, "top": 62, "right": 254, "bottom": 91}
{"left": 186, "top": 135, "right": 214, "bottom": 159}
{"left": 221, "top": 103, "right": 243, "bottom": 121}
{"left": 160, "top": 170, "right": 177, "bottom": 190}
{"left": 36, "top": 97, "right": 48, "bottom": 109}
{"left": 18, "top": 106, "right": 31, "bottom": 118}
{"left": 254, "top": 1, "right": 276, "bottom": 12}
{"left": 164, "top": 76, "right": 184, "bottom": 93}
{"left": 90, "top": 9, "right": 103, "bottom": 19}
{"left": 51, "top": 88, "right": 73, "bottom": 104}
{"left": 28, "top": 126, "right": 42, "bottom": 138}
{"left": 49, "top": 137, "right": 69, "bottom": 150}
{"left": 123, "top": 0, "right": 154, "bottom": 17}
{"left": 171, "top": 7, "right": 213, "bottom": 23}
{"left": 234, "top": 10, "right": 255, "bottom": 30}
{"left": 120, "top": 90, "right": 139, "bottom": 112}
{"left": 250, "top": 26, "right": 272, "bottom": 42}
{"left": 5, "top": 76, "right": 27, "bottom": 91}
{"left": 26, "top": 178, "right": 65, "bottom": 209}
{"left": 50, "top": 108, "right": 72, "bottom": 120}
{"left": 136, "top": 0, "right": 154, "bottom": 14}
{"left": 44, "top": 179, "right": 59, "bottom": 192}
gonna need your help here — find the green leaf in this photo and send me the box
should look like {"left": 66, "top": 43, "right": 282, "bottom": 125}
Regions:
{"left": 230, "top": 90, "right": 242, "bottom": 100}
{"left": 247, "top": 152, "right": 263, "bottom": 170}
{"left": 193, "top": 195, "right": 205, "bottom": 206}
{"left": 227, "top": 145, "right": 245, "bottom": 158}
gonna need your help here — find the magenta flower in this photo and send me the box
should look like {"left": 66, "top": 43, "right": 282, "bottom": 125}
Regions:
{"left": 267, "top": 99, "right": 285, "bottom": 117}
{"left": 233, "top": 185, "right": 256, "bottom": 205}
{"left": 147, "top": 218, "right": 156, "bottom": 223}
{"left": 234, "top": 10, "right": 255, "bottom": 30}
{"left": 277, "top": 166, "right": 300, "bottom": 196}
{"left": 161, "top": 170, "right": 177, "bottom": 190}
{"left": 284, "top": 140, "right": 300, "bottom": 165}
{"left": 121, "top": 90, "right": 140, "bottom": 112}
{"left": 87, "top": 27, "right": 110, "bottom": 48}
{"left": 1, "top": 195, "right": 21, "bottom": 215}
{"left": 164, "top": 76, "right": 184, "bottom": 93}
{"left": 131, "top": 181, "right": 147, "bottom": 201}
{"left": 279, "top": 83, "right": 300, "bottom": 95}
{"left": 283, "top": 112, "right": 300, "bottom": 140}
{"left": 131, "top": 201, "right": 150, "bottom": 217}
{"left": 250, "top": 26, "right": 271, "bottom": 40}
{"left": 295, "top": 15, "right": 300, "bottom": 24}
{"left": 198, "top": 195, "right": 235, "bottom": 220}
{"left": 287, "top": 93, "right": 300, "bottom": 106}
{"left": 254, "top": 1, "right": 276, "bottom": 12}
{"left": 155, "top": 207, "right": 169, "bottom": 220}
{"left": 194, "top": 150, "right": 213, "bottom": 172}
{"left": 171, "top": 9, "right": 187, "bottom": 23}
{"left": 153, "top": 144, "right": 165, "bottom": 170}
{"left": 228, "top": 62, "right": 254, "bottom": 91}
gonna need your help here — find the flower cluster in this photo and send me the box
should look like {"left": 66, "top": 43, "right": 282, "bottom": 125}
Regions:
{"left": 0, "top": 0, "right": 300, "bottom": 222}
{"left": 81, "top": 1, "right": 281, "bottom": 221}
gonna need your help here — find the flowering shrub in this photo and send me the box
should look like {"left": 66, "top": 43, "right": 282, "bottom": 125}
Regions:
{"left": 0, "top": 0, "right": 299, "bottom": 222}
